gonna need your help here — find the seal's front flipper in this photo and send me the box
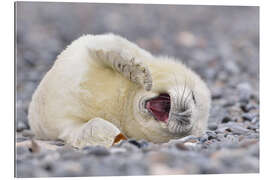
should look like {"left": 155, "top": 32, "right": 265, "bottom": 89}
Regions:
{"left": 62, "top": 118, "right": 122, "bottom": 148}
{"left": 92, "top": 49, "right": 152, "bottom": 91}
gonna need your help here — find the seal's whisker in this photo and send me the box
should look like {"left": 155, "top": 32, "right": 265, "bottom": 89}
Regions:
{"left": 183, "top": 89, "right": 193, "bottom": 110}
{"left": 180, "top": 79, "right": 187, "bottom": 109}
{"left": 172, "top": 73, "right": 181, "bottom": 108}
{"left": 176, "top": 123, "right": 180, "bottom": 133}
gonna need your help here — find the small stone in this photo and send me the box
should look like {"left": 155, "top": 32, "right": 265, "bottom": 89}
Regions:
{"left": 206, "top": 131, "right": 218, "bottom": 140}
{"left": 199, "top": 134, "right": 208, "bottom": 143}
{"left": 177, "top": 31, "right": 197, "bottom": 47}
{"left": 17, "top": 121, "right": 28, "bottom": 132}
{"left": 251, "top": 117, "right": 259, "bottom": 124}
{"left": 219, "top": 123, "right": 250, "bottom": 135}
{"left": 16, "top": 108, "right": 29, "bottom": 129}
{"left": 211, "top": 88, "right": 223, "bottom": 99}
{"left": 224, "top": 61, "right": 240, "bottom": 74}
{"left": 118, "top": 140, "right": 141, "bottom": 152}
{"left": 246, "top": 123, "right": 259, "bottom": 131}
{"left": 128, "top": 139, "right": 142, "bottom": 148}
{"left": 241, "top": 103, "right": 256, "bottom": 112}
{"left": 138, "top": 140, "right": 149, "bottom": 149}
{"left": 110, "top": 147, "right": 127, "bottom": 154}
{"left": 175, "top": 143, "right": 189, "bottom": 151}
{"left": 22, "top": 130, "right": 35, "bottom": 138}
{"left": 53, "top": 161, "right": 82, "bottom": 177}
{"left": 209, "top": 104, "right": 228, "bottom": 124}
{"left": 50, "top": 140, "right": 65, "bottom": 146}
{"left": 83, "top": 146, "right": 110, "bottom": 156}
{"left": 222, "top": 99, "right": 236, "bottom": 107}
{"left": 240, "top": 139, "right": 258, "bottom": 148}
{"left": 215, "top": 127, "right": 230, "bottom": 134}
{"left": 221, "top": 116, "right": 232, "bottom": 123}
{"left": 208, "top": 123, "right": 218, "bottom": 130}
{"left": 242, "top": 113, "right": 255, "bottom": 121}
{"left": 237, "top": 82, "right": 253, "bottom": 103}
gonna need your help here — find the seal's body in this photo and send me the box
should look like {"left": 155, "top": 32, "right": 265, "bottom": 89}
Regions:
{"left": 28, "top": 34, "right": 211, "bottom": 148}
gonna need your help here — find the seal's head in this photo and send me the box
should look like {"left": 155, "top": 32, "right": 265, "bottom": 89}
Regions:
{"left": 130, "top": 58, "right": 211, "bottom": 143}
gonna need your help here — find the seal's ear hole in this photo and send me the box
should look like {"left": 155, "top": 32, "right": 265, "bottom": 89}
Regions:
{"left": 192, "top": 91, "right": 196, "bottom": 105}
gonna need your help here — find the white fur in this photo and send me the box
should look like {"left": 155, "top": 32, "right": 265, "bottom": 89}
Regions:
{"left": 28, "top": 34, "right": 211, "bottom": 148}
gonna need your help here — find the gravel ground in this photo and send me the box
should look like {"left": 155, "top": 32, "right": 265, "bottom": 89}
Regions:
{"left": 15, "top": 2, "right": 259, "bottom": 177}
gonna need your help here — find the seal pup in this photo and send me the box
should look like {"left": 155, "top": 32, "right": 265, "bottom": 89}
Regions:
{"left": 28, "top": 34, "right": 211, "bottom": 148}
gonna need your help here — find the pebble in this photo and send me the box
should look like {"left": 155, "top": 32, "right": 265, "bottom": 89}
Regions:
{"left": 127, "top": 139, "right": 143, "bottom": 148}
{"left": 221, "top": 116, "right": 232, "bottom": 123}
{"left": 17, "top": 121, "right": 28, "bottom": 132}
{"left": 219, "top": 123, "right": 250, "bottom": 135}
{"left": 242, "top": 113, "right": 256, "bottom": 121}
{"left": 208, "top": 123, "right": 218, "bottom": 130}
{"left": 211, "top": 89, "right": 222, "bottom": 99}
{"left": 110, "top": 147, "right": 127, "bottom": 154}
{"left": 241, "top": 103, "right": 256, "bottom": 112}
{"left": 83, "top": 146, "right": 110, "bottom": 156}
{"left": 237, "top": 82, "right": 253, "bottom": 103}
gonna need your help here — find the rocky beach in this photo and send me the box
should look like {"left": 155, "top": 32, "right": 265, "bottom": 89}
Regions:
{"left": 16, "top": 2, "right": 259, "bottom": 177}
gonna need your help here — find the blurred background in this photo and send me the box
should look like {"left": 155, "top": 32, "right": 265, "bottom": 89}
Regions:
{"left": 16, "top": 2, "right": 259, "bottom": 177}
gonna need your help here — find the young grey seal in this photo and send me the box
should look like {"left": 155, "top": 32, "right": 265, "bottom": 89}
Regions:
{"left": 28, "top": 34, "right": 211, "bottom": 148}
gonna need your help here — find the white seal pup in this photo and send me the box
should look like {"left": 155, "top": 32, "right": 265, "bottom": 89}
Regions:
{"left": 28, "top": 34, "right": 211, "bottom": 148}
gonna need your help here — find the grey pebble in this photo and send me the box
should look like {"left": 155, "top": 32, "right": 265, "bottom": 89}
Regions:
{"left": 237, "top": 82, "right": 253, "bottom": 103}
{"left": 241, "top": 103, "right": 257, "bottom": 112}
{"left": 83, "top": 146, "right": 110, "bottom": 156}
{"left": 219, "top": 123, "right": 250, "bottom": 135}
{"left": 242, "top": 113, "right": 256, "bottom": 121}
{"left": 208, "top": 123, "right": 218, "bottom": 130}
{"left": 17, "top": 121, "right": 28, "bottom": 132}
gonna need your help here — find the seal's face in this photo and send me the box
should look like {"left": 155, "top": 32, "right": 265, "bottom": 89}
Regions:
{"left": 132, "top": 78, "right": 210, "bottom": 142}
{"left": 145, "top": 90, "right": 194, "bottom": 135}
{"left": 141, "top": 86, "right": 196, "bottom": 136}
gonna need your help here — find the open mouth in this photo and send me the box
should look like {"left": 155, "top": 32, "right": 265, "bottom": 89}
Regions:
{"left": 145, "top": 93, "right": 170, "bottom": 123}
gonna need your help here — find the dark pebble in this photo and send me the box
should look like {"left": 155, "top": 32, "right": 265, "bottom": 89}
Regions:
{"left": 241, "top": 103, "right": 256, "bottom": 112}
{"left": 208, "top": 123, "right": 218, "bottom": 130}
{"left": 138, "top": 140, "right": 149, "bottom": 149}
{"left": 175, "top": 143, "right": 189, "bottom": 151}
{"left": 221, "top": 116, "right": 232, "bottom": 123}
{"left": 219, "top": 123, "right": 250, "bottom": 135}
{"left": 251, "top": 117, "right": 259, "bottom": 124}
{"left": 83, "top": 146, "right": 110, "bottom": 156}
{"left": 222, "top": 100, "right": 236, "bottom": 107}
{"left": 17, "top": 121, "right": 28, "bottom": 132}
{"left": 128, "top": 139, "right": 142, "bottom": 148}
{"left": 206, "top": 131, "right": 218, "bottom": 141}
{"left": 242, "top": 113, "right": 256, "bottom": 121}
{"left": 199, "top": 134, "right": 208, "bottom": 143}
{"left": 50, "top": 140, "right": 65, "bottom": 146}
{"left": 237, "top": 83, "right": 253, "bottom": 103}
{"left": 211, "top": 88, "right": 222, "bottom": 99}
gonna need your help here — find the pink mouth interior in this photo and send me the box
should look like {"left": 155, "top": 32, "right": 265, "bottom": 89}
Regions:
{"left": 146, "top": 93, "right": 170, "bottom": 123}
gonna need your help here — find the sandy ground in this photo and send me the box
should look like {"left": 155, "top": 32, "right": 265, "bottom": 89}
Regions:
{"left": 16, "top": 2, "right": 259, "bottom": 177}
